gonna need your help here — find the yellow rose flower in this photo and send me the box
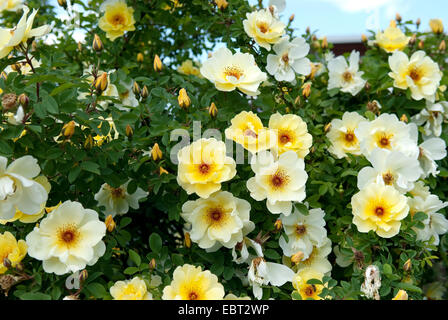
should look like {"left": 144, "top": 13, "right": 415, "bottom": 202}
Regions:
{"left": 292, "top": 268, "right": 325, "bottom": 300}
{"left": 162, "top": 264, "right": 225, "bottom": 300}
{"left": 268, "top": 113, "right": 312, "bottom": 158}
{"left": 392, "top": 289, "right": 408, "bottom": 300}
{"left": 429, "top": 19, "right": 444, "bottom": 34}
{"left": 110, "top": 277, "right": 153, "bottom": 300}
{"left": 375, "top": 20, "right": 410, "bottom": 53}
{"left": 98, "top": 0, "right": 136, "bottom": 41}
{"left": 177, "top": 138, "right": 236, "bottom": 199}
{"left": 351, "top": 182, "right": 409, "bottom": 238}
{"left": 225, "top": 111, "right": 277, "bottom": 154}
{"left": 177, "top": 60, "right": 201, "bottom": 77}
{"left": 0, "top": 231, "right": 27, "bottom": 274}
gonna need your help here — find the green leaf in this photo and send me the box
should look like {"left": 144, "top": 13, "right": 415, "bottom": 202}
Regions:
{"left": 20, "top": 292, "right": 52, "bottom": 300}
{"left": 149, "top": 233, "right": 162, "bottom": 253}
{"left": 80, "top": 161, "right": 101, "bottom": 175}
{"left": 128, "top": 249, "right": 142, "bottom": 266}
{"left": 86, "top": 282, "right": 108, "bottom": 298}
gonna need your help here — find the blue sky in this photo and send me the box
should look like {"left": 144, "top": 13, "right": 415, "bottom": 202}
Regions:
{"left": 252, "top": 0, "right": 448, "bottom": 41}
{"left": 50, "top": 0, "right": 447, "bottom": 44}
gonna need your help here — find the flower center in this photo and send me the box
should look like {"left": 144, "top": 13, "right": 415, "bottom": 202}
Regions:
{"left": 208, "top": 207, "right": 223, "bottom": 222}
{"left": 374, "top": 206, "right": 385, "bottom": 217}
{"left": 304, "top": 285, "right": 316, "bottom": 297}
{"left": 224, "top": 66, "right": 244, "bottom": 81}
{"left": 382, "top": 172, "right": 394, "bottom": 185}
{"left": 243, "top": 129, "right": 258, "bottom": 138}
{"left": 282, "top": 53, "right": 289, "bottom": 64}
{"left": 111, "top": 187, "right": 125, "bottom": 199}
{"left": 295, "top": 224, "right": 307, "bottom": 235}
{"left": 376, "top": 132, "right": 393, "bottom": 149}
{"left": 342, "top": 71, "right": 353, "bottom": 82}
{"left": 198, "top": 163, "right": 210, "bottom": 175}
{"left": 57, "top": 224, "right": 80, "bottom": 248}
{"left": 345, "top": 132, "right": 354, "bottom": 142}
{"left": 111, "top": 14, "right": 125, "bottom": 25}
{"left": 257, "top": 21, "right": 269, "bottom": 33}
{"left": 270, "top": 170, "right": 289, "bottom": 188}
{"left": 188, "top": 292, "right": 198, "bottom": 300}
{"left": 409, "top": 67, "right": 422, "bottom": 82}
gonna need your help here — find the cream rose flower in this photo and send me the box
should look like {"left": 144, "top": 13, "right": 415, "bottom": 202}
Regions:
{"left": 327, "top": 51, "right": 366, "bottom": 96}
{"left": 162, "top": 264, "right": 225, "bottom": 300}
{"left": 177, "top": 138, "right": 236, "bottom": 199}
{"left": 268, "top": 113, "right": 312, "bottom": 158}
{"left": 411, "top": 101, "right": 448, "bottom": 138}
{"left": 355, "top": 113, "right": 419, "bottom": 158}
{"left": 0, "top": 231, "right": 27, "bottom": 274}
{"left": 388, "top": 50, "right": 442, "bottom": 102}
{"left": 247, "top": 151, "right": 308, "bottom": 216}
{"left": 110, "top": 277, "right": 153, "bottom": 300}
{"left": 26, "top": 201, "right": 106, "bottom": 275}
{"left": 181, "top": 191, "right": 254, "bottom": 251}
{"left": 0, "top": 176, "right": 52, "bottom": 224}
{"left": 292, "top": 268, "right": 325, "bottom": 300}
{"left": 94, "top": 180, "right": 148, "bottom": 217}
{"left": 243, "top": 8, "right": 285, "bottom": 51}
{"left": 292, "top": 237, "right": 332, "bottom": 274}
{"left": 99, "top": 0, "right": 136, "bottom": 41}
{"left": 0, "top": 0, "right": 24, "bottom": 12}
{"left": 327, "top": 111, "right": 366, "bottom": 159}
{"left": 225, "top": 111, "right": 277, "bottom": 154}
{"left": 374, "top": 20, "right": 410, "bottom": 53}
{"left": 0, "top": 6, "right": 51, "bottom": 59}
{"left": 0, "top": 155, "right": 48, "bottom": 220}
{"left": 200, "top": 47, "right": 267, "bottom": 96}
{"left": 279, "top": 207, "right": 327, "bottom": 258}
{"left": 351, "top": 182, "right": 409, "bottom": 238}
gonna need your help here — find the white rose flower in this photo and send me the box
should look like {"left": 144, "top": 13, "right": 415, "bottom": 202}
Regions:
{"left": 327, "top": 51, "right": 366, "bottom": 96}
{"left": 357, "top": 148, "right": 422, "bottom": 193}
{"left": 268, "top": 0, "right": 286, "bottom": 13}
{"left": 279, "top": 207, "right": 327, "bottom": 258}
{"left": 181, "top": 191, "right": 255, "bottom": 251}
{"left": 388, "top": 50, "right": 442, "bottom": 102}
{"left": 418, "top": 138, "right": 447, "bottom": 178}
{"left": 94, "top": 180, "right": 149, "bottom": 217}
{"left": 266, "top": 36, "right": 311, "bottom": 82}
{"left": 247, "top": 151, "right": 308, "bottom": 216}
{"left": 200, "top": 47, "right": 267, "bottom": 96}
{"left": 26, "top": 201, "right": 106, "bottom": 275}
{"left": 355, "top": 113, "right": 419, "bottom": 158}
{"left": 0, "top": 155, "right": 48, "bottom": 220}
{"left": 248, "top": 256, "right": 295, "bottom": 300}
{"left": 409, "top": 194, "right": 448, "bottom": 246}
{"left": 411, "top": 101, "right": 448, "bottom": 138}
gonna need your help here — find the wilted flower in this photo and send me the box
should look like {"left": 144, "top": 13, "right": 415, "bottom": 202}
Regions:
{"left": 360, "top": 265, "right": 381, "bottom": 300}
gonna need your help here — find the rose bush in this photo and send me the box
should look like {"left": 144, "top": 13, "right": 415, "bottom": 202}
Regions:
{"left": 0, "top": 0, "right": 448, "bottom": 300}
